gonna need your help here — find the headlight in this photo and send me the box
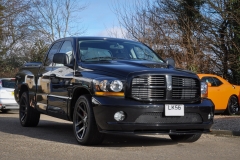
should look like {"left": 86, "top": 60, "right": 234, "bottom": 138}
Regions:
{"left": 201, "top": 81, "right": 208, "bottom": 98}
{"left": 93, "top": 79, "right": 124, "bottom": 96}
{"left": 99, "top": 80, "right": 108, "bottom": 91}
{"left": 110, "top": 80, "right": 123, "bottom": 92}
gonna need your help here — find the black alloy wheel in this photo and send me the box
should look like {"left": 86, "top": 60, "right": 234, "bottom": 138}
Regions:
{"left": 19, "top": 92, "right": 40, "bottom": 127}
{"left": 225, "top": 96, "right": 239, "bottom": 115}
{"left": 73, "top": 95, "right": 104, "bottom": 145}
{"left": 75, "top": 99, "right": 88, "bottom": 140}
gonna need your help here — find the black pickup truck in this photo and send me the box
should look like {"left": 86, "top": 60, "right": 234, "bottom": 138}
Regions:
{"left": 14, "top": 37, "right": 214, "bottom": 145}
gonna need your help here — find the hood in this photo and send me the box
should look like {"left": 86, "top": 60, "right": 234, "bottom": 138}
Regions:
{"left": 80, "top": 60, "right": 197, "bottom": 78}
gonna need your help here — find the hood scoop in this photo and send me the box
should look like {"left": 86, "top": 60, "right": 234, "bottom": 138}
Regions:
{"left": 143, "top": 63, "right": 168, "bottom": 68}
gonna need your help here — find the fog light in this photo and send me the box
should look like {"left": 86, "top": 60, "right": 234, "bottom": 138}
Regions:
{"left": 114, "top": 111, "right": 125, "bottom": 121}
{"left": 208, "top": 112, "right": 214, "bottom": 120}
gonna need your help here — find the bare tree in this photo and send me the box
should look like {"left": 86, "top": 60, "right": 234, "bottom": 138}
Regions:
{"left": 0, "top": 0, "right": 32, "bottom": 57}
{"left": 29, "top": 0, "right": 87, "bottom": 42}
{"left": 0, "top": 0, "right": 88, "bottom": 77}
{"left": 0, "top": 0, "right": 4, "bottom": 41}
{"left": 113, "top": 0, "right": 240, "bottom": 83}
{"left": 113, "top": 0, "right": 211, "bottom": 73}
{"left": 202, "top": 0, "right": 240, "bottom": 83}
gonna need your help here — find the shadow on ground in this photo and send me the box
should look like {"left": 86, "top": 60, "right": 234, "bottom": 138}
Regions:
{"left": 0, "top": 111, "right": 177, "bottom": 147}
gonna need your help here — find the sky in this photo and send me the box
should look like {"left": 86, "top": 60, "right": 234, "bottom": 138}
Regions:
{"left": 80, "top": 0, "right": 128, "bottom": 38}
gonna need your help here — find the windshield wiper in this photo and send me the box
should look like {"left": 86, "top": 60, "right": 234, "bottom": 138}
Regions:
{"left": 83, "top": 57, "right": 113, "bottom": 61}
{"left": 112, "top": 57, "right": 129, "bottom": 60}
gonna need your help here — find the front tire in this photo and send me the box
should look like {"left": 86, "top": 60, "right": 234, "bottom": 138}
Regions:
{"left": 19, "top": 92, "right": 40, "bottom": 127}
{"left": 225, "top": 96, "right": 239, "bottom": 115}
{"left": 169, "top": 133, "right": 202, "bottom": 143}
{"left": 73, "top": 95, "right": 104, "bottom": 145}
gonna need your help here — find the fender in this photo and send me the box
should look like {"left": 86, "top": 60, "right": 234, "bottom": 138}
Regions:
{"left": 68, "top": 85, "right": 93, "bottom": 121}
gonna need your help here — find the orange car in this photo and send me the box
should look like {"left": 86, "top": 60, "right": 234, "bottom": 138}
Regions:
{"left": 198, "top": 74, "right": 240, "bottom": 115}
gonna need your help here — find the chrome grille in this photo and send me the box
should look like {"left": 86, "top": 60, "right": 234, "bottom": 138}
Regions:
{"left": 131, "top": 75, "right": 200, "bottom": 101}
{"left": 172, "top": 77, "right": 197, "bottom": 86}
{"left": 172, "top": 76, "right": 199, "bottom": 100}
{"left": 132, "top": 76, "right": 165, "bottom": 86}
{"left": 131, "top": 75, "right": 165, "bottom": 100}
{"left": 132, "top": 88, "right": 165, "bottom": 99}
{"left": 172, "top": 89, "right": 198, "bottom": 99}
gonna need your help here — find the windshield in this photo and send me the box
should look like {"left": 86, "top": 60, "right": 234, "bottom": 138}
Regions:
{"left": 79, "top": 40, "right": 164, "bottom": 62}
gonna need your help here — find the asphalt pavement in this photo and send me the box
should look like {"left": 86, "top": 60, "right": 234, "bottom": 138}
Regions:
{"left": 210, "top": 115, "right": 240, "bottom": 136}
{"left": 1, "top": 111, "right": 240, "bottom": 160}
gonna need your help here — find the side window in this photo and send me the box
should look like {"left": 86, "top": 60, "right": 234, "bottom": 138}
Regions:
{"left": 133, "top": 46, "right": 145, "bottom": 59}
{"left": 201, "top": 77, "right": 217, "bottom": 86}
{"left": 212, "top": 77, "right": 223, "bottom": 86}
{"left": 58, "top": 41, "right": 73, "bottom": 65}
{"left": 44, "top": 41, "right": 62, "bottom": 66}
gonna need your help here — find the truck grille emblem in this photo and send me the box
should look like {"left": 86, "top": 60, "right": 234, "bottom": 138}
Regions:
{"left": 166, "top": 75, "right": 172, "bottom": 91}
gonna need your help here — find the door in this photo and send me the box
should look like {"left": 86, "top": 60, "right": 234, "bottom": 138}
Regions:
{"left": 36, "top": 41, "right": 62, "bottom": 113}
{"left": 47, "top": 40, "right": 74, "bottom": 119}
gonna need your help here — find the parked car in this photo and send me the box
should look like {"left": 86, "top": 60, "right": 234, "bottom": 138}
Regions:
{"left": 14, "top": 37, "right": 214, "bottom": 145}
{"left": 0, "top": 78, "right": 18, "bottom": 113}
{"left": 198, "top": 74, "right": 240, "bottom": 115}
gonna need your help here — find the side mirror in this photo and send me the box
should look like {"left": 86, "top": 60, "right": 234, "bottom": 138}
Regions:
{"left": 165, "top": 58, "right": 175, "bottom": 68}
{"left": 53, "top": 53, "right": 69, "bottom": 65}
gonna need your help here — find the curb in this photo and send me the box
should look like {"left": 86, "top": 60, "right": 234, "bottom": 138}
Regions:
{"left": 209, "top": 129, "right": 240, "bottom": 136}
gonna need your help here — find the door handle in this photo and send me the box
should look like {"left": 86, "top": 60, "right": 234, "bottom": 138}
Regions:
{"left": 50, "top": 74, "right": 56, "bottom": 79}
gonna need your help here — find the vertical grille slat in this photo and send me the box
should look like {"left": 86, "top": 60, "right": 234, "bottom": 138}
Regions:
{"left": 131, "top": 75, "right": 200, "bottom": 101}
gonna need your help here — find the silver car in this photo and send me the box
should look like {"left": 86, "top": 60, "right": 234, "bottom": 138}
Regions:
{"left": 0, "top": 78, "right": 18, "bottom": 113}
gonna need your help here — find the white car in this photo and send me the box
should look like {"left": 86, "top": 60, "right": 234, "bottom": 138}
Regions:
{"left": 0, "top": 78, "right": 18, "bottom": 113}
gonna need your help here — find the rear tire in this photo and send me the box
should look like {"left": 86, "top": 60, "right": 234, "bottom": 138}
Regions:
{"left": 224, "top": 96, "right": 239, "bottom": 115}
{"left": 19, "top": 92, "right": 40, "bottom": 127}
{"left": 73, "top": 95, "right": 104, "bottom": 145}
{"left": 169, "top": 133, "right": 202, "bottom": 143}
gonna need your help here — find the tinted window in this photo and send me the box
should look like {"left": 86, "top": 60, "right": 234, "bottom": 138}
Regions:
{"left": 1, "top": 79, "right": 15, "bottom": 88}
{"left": 201, "top": 76, "right": 223, "bottom": 86}
{"left": 44, "top": 41, "right": 62, "bottom": 66}
{"left": 212, "top": 77, "right": 223, "bottom": 86}
{"left": 201, "top": 77, "right": 217, "bottom": 86}
{"left": 78, "top": 40, "right": 164, "bottom": 62}
{"left": 59, "top": 41, "right": 73, "bottom": 64}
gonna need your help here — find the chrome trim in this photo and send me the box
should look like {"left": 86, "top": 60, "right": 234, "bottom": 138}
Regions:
{"left": 48, "top": 94, "right": 71, "bottom": 99}
{"left": 166, "top": 75, "right": 172, "bottom": 91}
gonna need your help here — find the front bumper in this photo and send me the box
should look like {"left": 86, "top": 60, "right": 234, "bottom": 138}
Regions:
{"left": 92, "top": 97, "right": 214, "bottom": 135}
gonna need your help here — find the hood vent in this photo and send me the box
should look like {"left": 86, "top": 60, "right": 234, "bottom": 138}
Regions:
{"left": 143, "top": 63, "right": 168, "bottom": 68}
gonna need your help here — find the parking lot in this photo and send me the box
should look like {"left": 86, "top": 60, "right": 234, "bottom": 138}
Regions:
{"left": 0, "top": 110, "right": 240, "bottom": 160}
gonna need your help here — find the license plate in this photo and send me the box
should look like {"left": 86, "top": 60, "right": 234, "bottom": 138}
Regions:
{"left": 165, "top": 104, "right": 184, "bottom": 116}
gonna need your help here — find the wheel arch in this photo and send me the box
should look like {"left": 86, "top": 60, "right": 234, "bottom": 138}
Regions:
{"left": 69, "top": 87, "right": 92, "bottom": 121}
{"left": 19, "top": 84, "right": 29, "bottom": 100}
{"left": 231, "top": 94, "right": 239, "bottom": 105}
